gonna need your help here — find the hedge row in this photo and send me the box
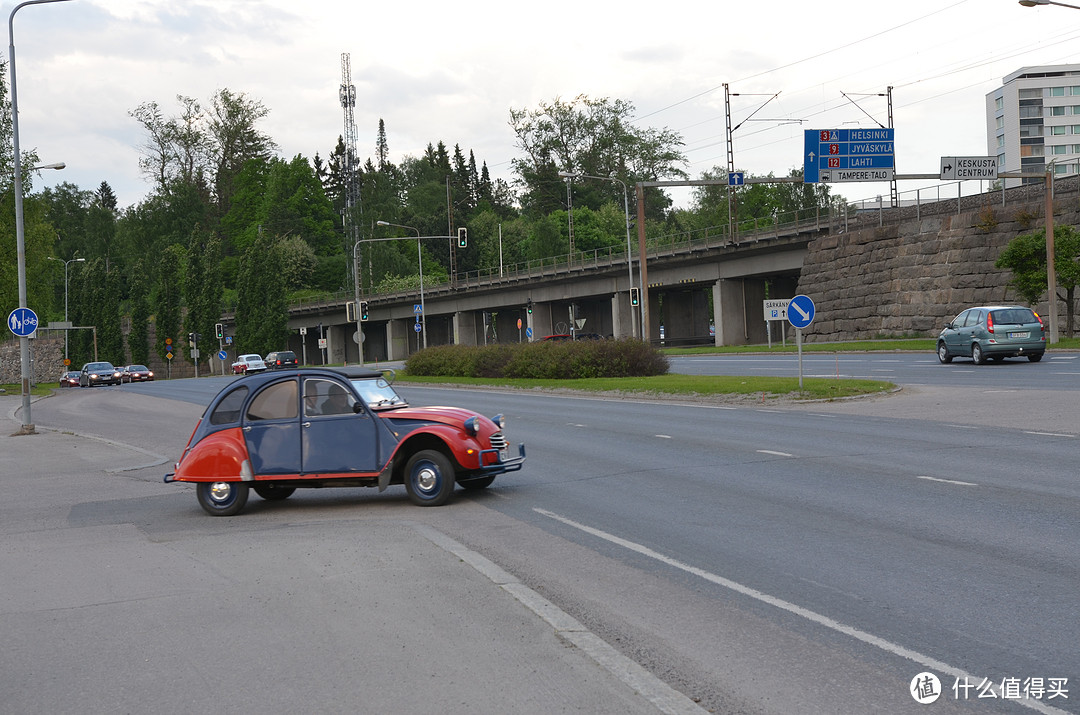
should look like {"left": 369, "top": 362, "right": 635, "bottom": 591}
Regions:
{"left": 404, "top": 339, "right": 669, "bottom": 379}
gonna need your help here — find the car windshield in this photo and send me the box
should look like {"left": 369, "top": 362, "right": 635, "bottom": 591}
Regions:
{"left": 128, "top": 365, "right": 148, "bottom": 371}
{"left": 349, "top": 377, "right": 406, "bottom": 408}
{"left": 88, "top": 363, "right": 114, "bottom": 371}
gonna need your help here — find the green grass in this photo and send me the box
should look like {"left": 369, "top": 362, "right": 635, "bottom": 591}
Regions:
{"left": 0, "top": 382, "right": 57, "bottom": 397}
{"left": 399, "top": 373, "right": 894, "bottom": 401}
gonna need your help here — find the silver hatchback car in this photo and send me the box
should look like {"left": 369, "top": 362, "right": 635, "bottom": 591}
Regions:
{"left": 937, "top": 305, "right": 1046, "bottom": 364}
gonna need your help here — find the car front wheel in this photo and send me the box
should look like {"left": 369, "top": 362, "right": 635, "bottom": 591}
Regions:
{"left": 937, "top": 342, "right": 952, "bottom": 364}
{"left": 404, "top": 450, "right": 455, "bottom": 506}
{"left": 196, "top": 481, "right": 249, "bottom": 516}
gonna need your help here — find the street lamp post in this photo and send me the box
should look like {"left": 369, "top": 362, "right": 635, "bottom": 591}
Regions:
{"left": 47, "top": 255, "right": 83, "bottom": 363}
{"left": 376, "top": 221, "right": 426, "bottom": 349}
{"left": 9, "top": 0, "right": 74, "bottom": 435}
{"left": 558, "top": 171, "right": 641, "bottom": 339}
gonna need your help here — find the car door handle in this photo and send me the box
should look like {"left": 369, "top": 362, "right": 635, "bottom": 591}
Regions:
{"left": 302, "top": 421, "right": 311, "bottom": 428}
{"left": 242, "top": 425, "right": 252, "bottom": 432}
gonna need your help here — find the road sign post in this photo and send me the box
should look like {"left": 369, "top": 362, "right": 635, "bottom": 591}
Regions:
{"left": 787, "top": 295, "right": 816, "bottom": 389}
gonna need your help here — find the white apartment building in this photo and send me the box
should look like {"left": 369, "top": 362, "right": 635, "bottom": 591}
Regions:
{"left": 986, "top": 64, "right": 1080, "bottom": 188}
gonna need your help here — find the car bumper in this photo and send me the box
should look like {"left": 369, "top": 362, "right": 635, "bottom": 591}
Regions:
{"left": 459, "top": 443, "right": 526, "bottom": 481}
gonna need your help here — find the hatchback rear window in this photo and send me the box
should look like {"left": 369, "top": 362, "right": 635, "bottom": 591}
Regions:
{"left": 990, "top": 309, "right": 1037, "bottom": 324}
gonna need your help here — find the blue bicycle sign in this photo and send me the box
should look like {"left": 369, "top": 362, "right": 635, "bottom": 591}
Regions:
{"left": 7, "top": 307, "right": 39, "bottom": 337}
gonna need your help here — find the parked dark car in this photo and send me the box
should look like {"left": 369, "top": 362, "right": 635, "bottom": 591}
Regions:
{"left": 165, "top": 367, "right": 526, "bottom": 516}
{"left": 937, "top": 305, "right": 1046, "bottom": 364}
{"left": 58, "top": 370, "right": 81, "bottom": 388}
{"left": 121, "top": 364, "right": 155, "bottom": 382}
{"left": 264, "top": 350, "right": 298, "bottom": 370}
{"left": 79, "top": 361, "right": 122, "bottom": 387}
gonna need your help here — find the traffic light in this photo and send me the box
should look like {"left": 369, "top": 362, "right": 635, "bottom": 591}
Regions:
{"left": 527, "top": 299, "right": 533, "bottom": 314}
{"left": 346, "top": 301, "right": 358, "bottom": 322}
{"left": 457, "top": 227, "right": 468, "bottom": 248}
{"left": 188, "top": 332, "right": 195, "bottom": 344}
{"left": 215, "top": 323, "right": 223, "bottom": 339}
{"left": 359, "top": 300, "right": 370, "bottom": 322}
{"left": 630, "top": 287, "right": 640, "bottom": 307}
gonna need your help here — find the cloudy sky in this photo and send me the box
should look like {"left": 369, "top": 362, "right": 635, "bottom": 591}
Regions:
{"left": 7, "top": 0, "right": 1079, "bottom": 211}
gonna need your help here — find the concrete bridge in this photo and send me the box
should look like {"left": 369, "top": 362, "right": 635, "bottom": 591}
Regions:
{"left": 219, "top": 211, "right": 837, "bottom": 366}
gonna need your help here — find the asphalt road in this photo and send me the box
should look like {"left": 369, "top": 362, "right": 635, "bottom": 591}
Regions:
{"left": 5, "top": 361, "right": 1078, "bottom": 714}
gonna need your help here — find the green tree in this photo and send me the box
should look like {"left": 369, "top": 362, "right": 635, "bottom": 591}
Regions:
{"left": 154, "top": 244, "right": 185, "bottom": 363}
{"left": 127, "top": 259, "right": 151, "bottom": 366}
{"left": 236, "top": 230, "right": 289, "bottom": 355}
{"left": 996, "top": 225, "right": 1080, "bottom": 336}
{"left": 183, "top": 228, "right": 224, "bottom": 368}
{"left": 510, "top": 95, "right": 687, "bottom": 219}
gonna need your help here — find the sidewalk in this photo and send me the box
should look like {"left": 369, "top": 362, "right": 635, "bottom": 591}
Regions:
{"left": 0, "top": 400, "right": 701, "bottom": 715}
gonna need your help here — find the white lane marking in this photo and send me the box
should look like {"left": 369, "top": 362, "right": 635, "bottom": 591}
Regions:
{"left": 757, "top": 449, "right": 793, "bottom": 458}
{"left": 916, "top": 476, "right": 978, "bottom": 487}
{"left": 1024, "top": 431, "right": 1075, "bottom": 438}
{"left": 533, "top": 508, "right": 1067, "bottom": 715}
{"left": 656, "top": 434, "right": 673, "bottom": 439}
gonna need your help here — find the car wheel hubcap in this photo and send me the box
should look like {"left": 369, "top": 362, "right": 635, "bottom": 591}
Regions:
{"left": 415, "top": 465, "right": 439, "bottom": 493}
{"left": 208, "top": 482, "right": 233, "bottom": 503}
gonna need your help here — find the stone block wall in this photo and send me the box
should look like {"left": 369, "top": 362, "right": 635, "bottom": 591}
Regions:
{"left": 797, "top": 184, "right": 1076, "bottom": 342}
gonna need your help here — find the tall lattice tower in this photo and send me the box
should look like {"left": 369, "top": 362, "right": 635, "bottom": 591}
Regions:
{"left": 340, "top": 53, "right": 361, "bottom": 282}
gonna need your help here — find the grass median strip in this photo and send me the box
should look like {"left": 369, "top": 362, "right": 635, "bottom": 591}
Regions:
{"left": 398, "top": 373, "right": 894, "bottom": 402}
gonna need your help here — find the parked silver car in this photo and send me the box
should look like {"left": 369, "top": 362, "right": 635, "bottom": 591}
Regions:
{"left": 937, "top": 306, "right": 1045, "bottom": 364}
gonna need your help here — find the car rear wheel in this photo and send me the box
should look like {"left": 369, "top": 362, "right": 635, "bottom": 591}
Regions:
{"left": 196, "top": 481, "right": 249, "bottom": 516}
{"left": 404, "top": 450, "right": 455, "bottom": 506}
{"left": 1028, "top": 353, "right": 1044, "bottom": 362}
{"left": 253, "top": 484, "right": 296, "bottom": 501}
{"left": 971, "top": 343, "right": 986, "bottom": 365}
{"left": 937, "top": 342, "right": 952, "bottom": 364}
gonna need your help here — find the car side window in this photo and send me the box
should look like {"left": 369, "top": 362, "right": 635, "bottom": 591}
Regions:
{"left": 304, "top": 378, "right": 357, "bottom": 417}
{"left": 246, "top": 380, "right": 298, "bottom": 421}
{"left": 950, "top": 310, "right": 968, "bottom": 327}
{"left": 210, "top": 386, "right": 249, "bottom": 425}
{"left": 964, "top": 310, "right": 982, "bottom": 327}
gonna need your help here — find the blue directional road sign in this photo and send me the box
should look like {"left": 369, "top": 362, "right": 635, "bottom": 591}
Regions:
{"left": 7, "top": 307, "right": 39, "bottom": 337}
{"left": 414, "top": 323, "right": 422, "bottom": 333}
{"left": 787, "top": 295, "right": 816, "bottom": 329}
{"left": 804, "top": 128, "right": 894, "bottom": 184}
{"left": 728, "top": 171, "right": 744, "bottom": 186}
{"left": 218, "top": 350, "right": 228, "bottom": 360}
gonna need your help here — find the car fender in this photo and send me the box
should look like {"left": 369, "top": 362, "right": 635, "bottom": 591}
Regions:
{"left": 173, "top": 427, "right": 251, "bottom": 482}
{"left": 387, "top": 422, "right": 484, "bottom": 472}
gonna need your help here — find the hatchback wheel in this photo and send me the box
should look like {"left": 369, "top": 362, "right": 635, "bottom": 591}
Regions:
{"left": 1028, "top": 353, "right": 1044, "bottom": 362}
{"left": 937, "top": 342, "right": 952, "bottom": 364}
{"left": 971, "top": 343, "right": 986, "bottom": 365}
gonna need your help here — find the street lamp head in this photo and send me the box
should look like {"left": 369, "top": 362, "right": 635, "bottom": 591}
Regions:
{"left": 376, "top": 220, "right": 390, "bottom": 226}
{"left": 33, "top": 161, "right": 65, "bottom": 170}
{"left": 558, "top": 170, "right": 580, "bottom": 179}
{"left": 74, "top": 257, "right": 85, "bottom": 263}
{"left": 1018, "top": 0, "right": 1050, "bottom": 5}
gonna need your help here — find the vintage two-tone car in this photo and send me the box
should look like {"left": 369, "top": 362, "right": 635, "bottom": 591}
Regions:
{"left": 165, "top": 366, "right": 525, "bottom": 515}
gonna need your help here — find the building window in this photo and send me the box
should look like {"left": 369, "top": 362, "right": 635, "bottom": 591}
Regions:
{"left": 1020, "top": 105, "right": 1043, "bottom": 118}
{"left": 1071, "top": 86, "right": 1080, "bottom": 96}
{"left": 996, "top": 116, "right": 1005, "bottom": 130}
{"left": 1020, "top": 89, "right": 1043, "bottom": 99}
{"left": 1072, "top": 106, "right": 1080, "bottom": 114}
{"left": 1055, "top": 163, "right": 1071, "bottom": 175}
{"left": 997, "top": 153, "right": 1005, "bottom": 167}
{"left": 996, "top": 96, "right": 1004, "bottom": 111}
{"left": 1050, "top": 106, "right": 1067, "bottom": 117}
{"left": 1020, "top": 125, "right": 1044, "bottom": 137}
{"left": 1052, "top": 125, "right": 1067, "bottom": 135}
{"left": 998, "top": 135, "right": 1006, "bottom": 148}
{"left": 1052, "top": 144, "right": 1069, "bottom": 154}
{"left": 1051, "top": 87, "right": 1065, "bottom": 97}
{"left": 1021, "top": 145, "right": 1045, "bottom": 157}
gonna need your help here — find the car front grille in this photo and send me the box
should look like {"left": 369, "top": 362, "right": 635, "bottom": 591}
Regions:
{"left": 489, "top": 432, "right": 508, "bottom": 450}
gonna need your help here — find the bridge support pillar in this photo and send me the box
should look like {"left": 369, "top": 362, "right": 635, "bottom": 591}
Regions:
{"left": 612, "top": 292, "right": 635, "bottom": 339}
{"left": 714, "top": 279, "right": 748, "bottom": 346}
{"left": 454, "top": 311, "right": 479, "bottom": 346}
{"left": 387, "top": 319, "right": 411, "bottom": 360}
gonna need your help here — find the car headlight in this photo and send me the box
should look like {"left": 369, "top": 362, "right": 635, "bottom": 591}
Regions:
{"left": 464, "top": 416, "right": 479, "bottom": 436}
{"left": 493, "top": 414, "right": 505, "bottom": 429}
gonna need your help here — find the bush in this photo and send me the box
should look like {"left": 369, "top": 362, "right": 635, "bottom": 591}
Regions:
{"left": 405, "top": 339, "right": 668, "bottom": 379}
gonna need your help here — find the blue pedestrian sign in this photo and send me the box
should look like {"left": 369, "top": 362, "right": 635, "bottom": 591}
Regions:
{"left": 7, "top": 307, "right": 38, "bottom": 337}
{"left": 414, "top": 304, "right": 423, "bottom": 314}
{"left": 787, "top": 295, "right": 816, "bottom": 329}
